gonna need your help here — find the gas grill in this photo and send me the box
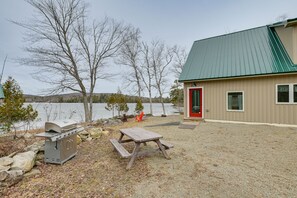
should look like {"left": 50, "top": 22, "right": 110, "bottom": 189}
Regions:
{"left": 36, "top": 120, "right": 84, "bottom": 164}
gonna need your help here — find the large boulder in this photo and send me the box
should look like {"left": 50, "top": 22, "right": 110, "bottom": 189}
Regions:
{"left": 0, "top": 170, "right": 23, "bottom": 187}
{"left": 24, "top": 141, "right": 45, "bottom": 153}
{"left": 0, "top": 157, "right": 14, "bottom": 166}
{"left": 0, "top": 171, "right": 8, "bottom": 181}
{"left": 11, "top": 151, "right": 36, "bottom": 173}
{"left": 0, "top": 165, "right": 10, "bottom": 172}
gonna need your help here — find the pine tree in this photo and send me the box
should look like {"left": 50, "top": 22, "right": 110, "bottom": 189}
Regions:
{"left": 135, "top": 99, "right": 144, "bottom": 114}
{"left": 105, "top": 94, "right": 117, "bottom": 117}
{"left": 0, "top": 77, "right": 38, "bottom": 136}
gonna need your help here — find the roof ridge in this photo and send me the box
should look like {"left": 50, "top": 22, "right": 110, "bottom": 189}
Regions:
{"left": 194, "top": 25, "right": 267, "bottom": 43}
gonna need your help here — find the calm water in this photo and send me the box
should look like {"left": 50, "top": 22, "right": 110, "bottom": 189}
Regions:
{"left": 21, "top": 103, "right": 179, "bottom": 129}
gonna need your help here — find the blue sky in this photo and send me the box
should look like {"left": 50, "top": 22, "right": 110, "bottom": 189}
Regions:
{"left": 0, "top": 0, "right": 297, "bottom": 96}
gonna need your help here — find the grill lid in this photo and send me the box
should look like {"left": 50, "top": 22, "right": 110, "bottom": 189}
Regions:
{"left": 45, "top": 120, "right": 77, "bottom": 133}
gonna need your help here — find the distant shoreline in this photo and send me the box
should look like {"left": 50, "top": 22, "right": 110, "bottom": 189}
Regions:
{"left": 24, "top": 93, "right": 171, "bottom": 103}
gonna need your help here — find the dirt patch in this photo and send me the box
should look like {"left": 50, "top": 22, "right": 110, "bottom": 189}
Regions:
{"left": 1, "top": 116, "right": 297, "bottom": 197}
{"left": 0, "top": 129, "right": 43, "bottom": 157}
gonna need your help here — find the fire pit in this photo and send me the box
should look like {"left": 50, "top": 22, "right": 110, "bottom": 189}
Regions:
{"left": 36, "top": 120, "right": 83, "bottom": 164}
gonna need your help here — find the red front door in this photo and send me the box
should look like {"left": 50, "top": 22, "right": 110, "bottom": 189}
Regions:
{"left": 189, "top": 88, "right": 202, "bottom": 118}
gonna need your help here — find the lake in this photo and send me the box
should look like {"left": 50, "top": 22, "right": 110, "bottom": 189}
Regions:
{"left": 20, "top": 103, "right": 181, "bottom": 129}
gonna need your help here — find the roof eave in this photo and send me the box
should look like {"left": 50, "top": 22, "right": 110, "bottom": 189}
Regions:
{"left": 179, "top": 71, "right": 297, "bottom": 83}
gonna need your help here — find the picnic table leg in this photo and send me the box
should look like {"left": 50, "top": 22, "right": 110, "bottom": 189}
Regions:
{"left": 118, "top": 133, "right": 124, "bottom": 143}
{"left": 155, "top": 140, "right": 170, "bottom": 159}
{"left": 126, "top": 143, "right": 141, "bottom": 170}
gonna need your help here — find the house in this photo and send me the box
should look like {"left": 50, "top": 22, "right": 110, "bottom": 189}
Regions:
{"left": 179, "top": 18, "right": 297, "bottom": 126}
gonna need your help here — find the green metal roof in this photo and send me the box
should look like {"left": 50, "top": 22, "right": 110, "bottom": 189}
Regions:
{"left": 0, "top": 84, "right": 4, "bottom": 99}
{"left": 179, "top": 26, "right": 297, "bottom": 82}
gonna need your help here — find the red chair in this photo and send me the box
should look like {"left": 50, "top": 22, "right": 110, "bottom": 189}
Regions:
{"left": 135, "top": 111, "right": 144, "bottom": 122}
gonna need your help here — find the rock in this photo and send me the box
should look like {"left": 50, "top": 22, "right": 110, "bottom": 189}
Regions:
{"left": 79, "top": 130, "right": 89, "bottom": 135}
{"left": 8, "top": 152, "right": 17, "bottom": 158}
{"left": 101, "top": 130, "right": 109, "bottom": 136}
{"left": 35, "top": 161, "right": 42, "bottom": 166}
{"left": 0, "top": 170, "right": 23, "bottom": 187}
{"left": 0, "top": 157, "right": 14, "bottom": 166}
{"left": 76, "top": 135, "right": 82, "bottom": 145}
{"left": 86, "top": 137, "right": 92, "bottom": 141}
{"left": 89, "top": 129, "right": 102, "bottom": 139}
{"left": 0, "top": 171, "right": 9, "bottom": 181}
{"left": 24, "top": 141, "right": 45, "bottom": 153}
{"left": 0, "top": 165, "right": 10, "bottom": 172}
{"left": 36, "top": 153, "right": 44, "bottom": 161}
{"left": 80, "top": 134, "right": 88, "bottom": 141}
{"left": 97, "top": 118, "right": 123, "bottom": 126}
{"left": 24, "top": 168, "right": 41, "bottom": 178}
{"left": 9, "top": 167, "right": 23, "bottom": 171}
{"left": 11, "top": 151, "right": 36, "bottom": 173}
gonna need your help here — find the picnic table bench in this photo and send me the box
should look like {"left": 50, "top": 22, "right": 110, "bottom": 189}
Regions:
{"left": 110, "top": 127, "right": 173, "bottom": 169}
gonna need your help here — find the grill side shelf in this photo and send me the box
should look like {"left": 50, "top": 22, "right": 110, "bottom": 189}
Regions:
{"left": 35, "top": 127, "right": 84, "bottom": 141}
{"left": 50, "top": 127, "right": 84, "bottom": 141}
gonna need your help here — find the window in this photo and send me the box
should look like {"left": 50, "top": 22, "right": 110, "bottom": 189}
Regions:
{"left": 277, "top": 85, "right": 289, "bottom": 102}
{"left": 276, "top": 84, "right": 297, "bottom": 104}
{"left": 227, "top": 92, "right": 243, "bottom": 111}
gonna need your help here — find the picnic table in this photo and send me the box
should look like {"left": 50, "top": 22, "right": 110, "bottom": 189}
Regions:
{"left": 110, "top": 127, "right": 173, "bottom": 169}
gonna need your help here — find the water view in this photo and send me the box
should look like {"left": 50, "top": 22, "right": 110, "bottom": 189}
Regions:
{"left": 23, "top": 103, "right": 180, "bottom": 129}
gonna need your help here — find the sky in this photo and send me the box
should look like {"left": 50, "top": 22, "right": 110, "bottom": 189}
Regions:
{"left": 0, "top": 0, "right": 297, "bottom": 96}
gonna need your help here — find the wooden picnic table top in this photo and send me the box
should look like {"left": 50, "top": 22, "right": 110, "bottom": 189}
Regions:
{"left": 120, "top": 127, "right": 163, "bottom": 143}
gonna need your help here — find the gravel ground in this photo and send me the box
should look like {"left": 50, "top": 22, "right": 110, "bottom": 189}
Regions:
{"left": 132, "top": 116, "right": 297, "bottom": 198}
{"left": 2, "top": 115, "right": 297, "bottom": 197}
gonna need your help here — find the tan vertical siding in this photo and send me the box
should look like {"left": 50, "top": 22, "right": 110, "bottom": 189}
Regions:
{"left": 184, "top": 74, "right": 297, "bottom": 125}
{"left": 293, "top": 26, "right": 297, "bottom": 63}
{"left": 275, "top": 27, "right": 295, "bottom": 63}
{"left": 275, "top": 26, "right": 297, "bottom": 64}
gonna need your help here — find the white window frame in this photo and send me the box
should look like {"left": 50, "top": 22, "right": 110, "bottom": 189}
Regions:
{"left": 276, "top": 83, "right": 297, "bottom": 104}
{"left": 226, "top": 91, "right": 244, "bottom": 112}
{"left": 294, "top": 84, "right": 297, "bottom": 104}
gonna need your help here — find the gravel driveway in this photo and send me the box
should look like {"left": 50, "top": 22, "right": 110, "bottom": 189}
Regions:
{"left": 132, "top": 116, "right": 297, "bottom": 198}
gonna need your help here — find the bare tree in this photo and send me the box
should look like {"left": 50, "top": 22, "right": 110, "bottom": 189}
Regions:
{"left": 172, "top": 46, "right": 188, "bottom": 79}
{"left": 171, "top": 46, "right": 187, "bottom": 113}
{"left": 117, "top": 28, "right": 143, "bottom": 98}
{"left": 14, "top": 0, "right": 132, "bottom": 122}
{"left": 150, "top": 41, "right": 174, "bottom": 116}
{"left": 139, "top": 42, "right": 154, "bottom": 114}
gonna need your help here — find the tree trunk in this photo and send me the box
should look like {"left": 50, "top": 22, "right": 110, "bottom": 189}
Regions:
{"left": 160, "top": 96, "right": 166, "bottom": 116}
{"left": 148, "top": 91, "right": 153, "bottom": 115}
{"left": 82, "top": 93, "right": 91, "bottom": 122}
{"left": 89, "top": 93, "right": 93, "bottom": 121}
{"left": 112, "top": 106, "right": 114, "bottom": 117}
{"left": 158, "top": 90, "right": 166, "bottom": 116}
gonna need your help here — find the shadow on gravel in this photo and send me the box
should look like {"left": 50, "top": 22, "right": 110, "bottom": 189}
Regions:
{"left": 144, "top": 122, "right": 180, "bottom": 127}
